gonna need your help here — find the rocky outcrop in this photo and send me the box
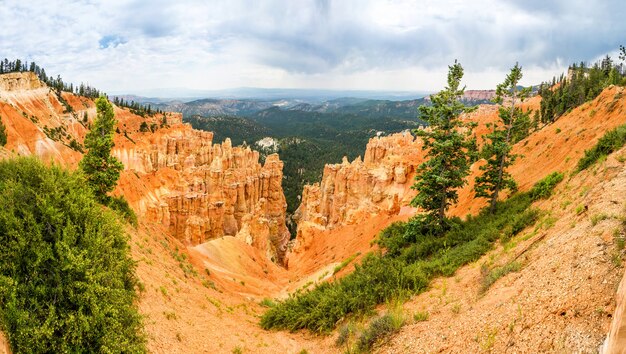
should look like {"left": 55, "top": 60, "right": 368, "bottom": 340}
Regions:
{"left": 0, "top": 72, "right": 88, "bottom": 167}
{"left": 0, "top": 72, "right": 290, "bottom": 265}
{"left": 113, "top": 122, "right": 290, "bottom": 264}
{"left": 294, "top": 131, "right": 423, "bottom": 229}
{"left": 0, "top": 72, "right": 44, "bottom": 91}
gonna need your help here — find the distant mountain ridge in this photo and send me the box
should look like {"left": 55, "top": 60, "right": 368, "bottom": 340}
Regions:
{"left": 135, "top": 89, "right": 496, "bottom": 119}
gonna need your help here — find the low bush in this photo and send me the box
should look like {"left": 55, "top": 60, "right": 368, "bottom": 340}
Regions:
{"left": 479, "top": 261, "right": 522, "bottom": 294}
{"left": 529, "top": 172, "right": 563, "bottom": 200}
{"left": 356, "top": 312, "right": 404, "bottom": 351}
{"left": 577, "top": 124, "right": 626, "bottom": 172}
{"left": 333, "top": 252, "right": 360, "bottom": 275}
{"left": 413, "top": 311, "right": 429, "bottom": 322}
{"left": 261, "top": 175, "right": 559, "bottom": 333}
{"left": 0, "top": 158, "right": 145, "bottom": 352}
{"left": 108, "top": 194, "right": 138, "bottom": 227}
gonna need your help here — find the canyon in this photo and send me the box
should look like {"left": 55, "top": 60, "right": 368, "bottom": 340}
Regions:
{"left": 1, "top": 72, "right": 626, "bottom": 353}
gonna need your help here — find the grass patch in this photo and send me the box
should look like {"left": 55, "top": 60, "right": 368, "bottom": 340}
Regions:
{"left": 529, "top": 172, "right": 563, "bottom": 200}
{"left": 591, "top": 213, "right": 610, "bottom": 226}
{"left": 260, "top": 173, "right": 559, "bottom": 333}
{"left": 355, "top": 309, "right": 405, "bottom": 352}
{"left": 333, "top": 252, "right": 361, "bottom": 275}
{"left": 260, "top": 298, "right": 277, "bottom": 308}
{"left": 479, "top": 261, "right": 522, "bottom": 294}
{"left": 413, "top": 311, "right": 429, "bottom": 322}
{"left": 335, "top": 322, "right": 357, "bottom": 347}
{"left": 576, "top": 124, "right": 626, "bottom": 172}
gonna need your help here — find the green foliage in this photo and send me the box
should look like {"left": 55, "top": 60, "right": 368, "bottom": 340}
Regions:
{"left": 538, "top": 55, "right": 625, "bottom": 123}
{"left": 475, "top": 64, "right": 530, "bottom": 212}
{"left": 187, "top": 110, "right": 424, "bottom": 235}
{"left": 479, "top": 261, "right": 521, "bottom": 294}
{"left": 576, "top": 124, "right": 626, "bottom": 172}
{"left": 0, "top": 117, "right": 6, "bottom": 147}
{"left": 333, "top": 253, "right": 360, "bottom": 275}
{"left": 68, "top": 138, "right": 83, "bottom": 153}
{"left": 0, "top": 157, "right": 145, "bottom": 352}
{"left": 260, "top": 176, "right": 558, "bottom": 333}
{"left": 107, "top": 195, "right": 138, "bottom": 227}
{"left": 139, "top": 121, "right": 150, "bottom": 132}
{"left": 55, "top": 89, "right": 73, "bottom": 113}
{"left": 374, "top": 221, "right": 408, "bottom": 257}
{"left": 80, "top": 96, "right": 124, "bottom": 202}
{"left": 413, "top": 311, "right": 429, "bottom": 322}
{"left": 356, "top": 312, "right": 405, "bottom": 351}
{"left": 529, "top": 172, "right": 564, "bottom": 200}
{"left": 411, "top": 61, "right": 477, "bottom": 229}
{"left": 260, "top": 298, "right": 277, "bottom": 308}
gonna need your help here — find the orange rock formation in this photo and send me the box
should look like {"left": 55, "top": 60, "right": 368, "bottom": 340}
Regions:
{"left": 0, "top": 72, "right": 290, "bottom": 264}
{"left": 294, "top": 131, "right": 423, "bottom": 230}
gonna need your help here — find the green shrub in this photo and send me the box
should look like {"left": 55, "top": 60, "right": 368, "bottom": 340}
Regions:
{"left": 529, "top": 172, "right": 564, "bottom": 200}
{"left": 108, "top": 194, "right": 138, "bottom": 227}
{"left": 261, "top": 175, "right": 558, "bottom": 334}
{"left": 479, "top": 261, "right": 522, "bottom": 294}
{"left": 591, "top": 213, "right": 610, "bottom": 226}
{"left": 333, "top": 252, "right": 360, "bottom": 275}
{"left": 261, "top": 192, "right": 541, "bottom": 333}
{"left": 577, "top": 124, "right": 626, "bottom": 172}
{"left": 139, "top": 121, "right": 150, "bottom": 132}
{"left": 0, "top": 117, "right": 6, "bottom": 147}
{"left": 413, "top": 311, "right": 429, "bottom": 322}
{"left": 260, "top": 298, "right": 277, "bottom": 308}
{"left": 0, "top": 157, "right": 145, "bottom": 352}
{"left": 356, "top": 312, "right": 404, "bottom": 351}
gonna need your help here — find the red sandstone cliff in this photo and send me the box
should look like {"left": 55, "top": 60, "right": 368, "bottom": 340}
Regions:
{"left": 0, "top": 72, "right": 290, "bottom": 264}
{"left": 113, "top": 124, "right": 290, "bottom": 263}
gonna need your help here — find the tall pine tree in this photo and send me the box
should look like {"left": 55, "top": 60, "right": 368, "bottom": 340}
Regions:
{"left": 79, "top": 97, "right": 123, "bottom": 201}
{"left": 410, "top": 61, "right": 476, "bottom": 231}
{"left": 474, "top": 63, "right": 530, "bottom": 212}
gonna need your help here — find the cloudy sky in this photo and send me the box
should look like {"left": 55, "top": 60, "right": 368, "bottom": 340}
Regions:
{"left": 1, "top": 0, "right": 624, "bottom": 95}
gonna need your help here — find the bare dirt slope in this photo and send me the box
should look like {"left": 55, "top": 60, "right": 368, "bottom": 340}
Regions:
{"left": 379, "top": 145, "right": 626, "bottom": 353}
{"left": 130, "top": 223, "right": 325, "bottom": 353}
{"left": 287, "top": 86, "right": 626, "bottom": 290}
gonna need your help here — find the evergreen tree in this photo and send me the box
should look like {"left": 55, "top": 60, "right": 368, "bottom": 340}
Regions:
{"left": 475, "top": 63, "right": 530, "bottom": 212}
{"left": 410, "top": 61, "right": 476, "bottom": 231}
{"left": 139, "top": 121, "right": 149, "bottom": 132}
{"left": 79, "top": 97, "right": 123, "bottom": 201}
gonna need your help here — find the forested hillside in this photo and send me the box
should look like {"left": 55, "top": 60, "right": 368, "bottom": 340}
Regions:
{"left": 185, "top": 108, "right": 425, "bottom": 231}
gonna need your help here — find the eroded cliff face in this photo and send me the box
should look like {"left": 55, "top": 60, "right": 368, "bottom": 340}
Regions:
{"left": 294, "top": 131, "right": 423, "bottom": 231}
{"left": 0, "top": 72, "right": 45, "bottom": 91}
{"left": 0, "top": 72, "right": 90, "bottom": 166}
{"left": 112, "top": 115, "right": 290, "bottom": 264}
{"left": 0, "top": 72, "right": 290, "bottom": 264}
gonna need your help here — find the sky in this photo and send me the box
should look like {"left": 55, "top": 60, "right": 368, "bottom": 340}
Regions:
{"left": 1, "top": 0, "right": 624, "bottom": 96}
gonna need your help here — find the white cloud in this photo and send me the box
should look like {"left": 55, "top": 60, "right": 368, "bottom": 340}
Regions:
{"left": 0, "top": 0, "right": 623, "bottom": 94}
